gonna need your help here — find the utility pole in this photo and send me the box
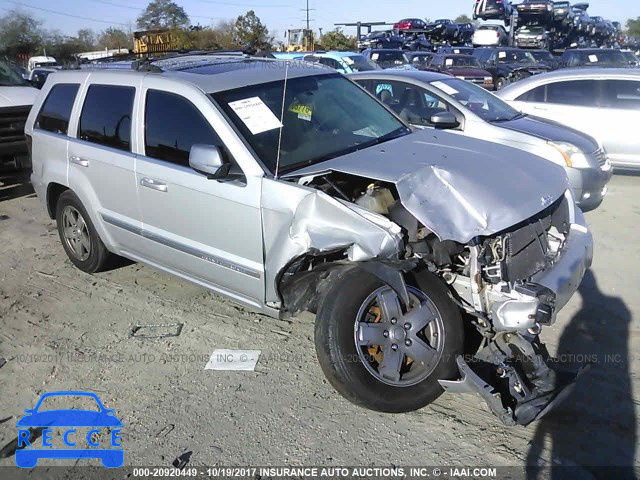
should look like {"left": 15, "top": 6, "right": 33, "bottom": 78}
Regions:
{"left": 301, "top": 0, "right": 314, "bottom": 30}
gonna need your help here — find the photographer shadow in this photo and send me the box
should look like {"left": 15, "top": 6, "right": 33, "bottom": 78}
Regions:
{"left": 526, "top": 270, "right": 636, "bottom": 479}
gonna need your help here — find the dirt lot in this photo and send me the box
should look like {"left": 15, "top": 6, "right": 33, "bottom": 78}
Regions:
{"left": 0, "top": 168, "right": 638, "bottom": 478}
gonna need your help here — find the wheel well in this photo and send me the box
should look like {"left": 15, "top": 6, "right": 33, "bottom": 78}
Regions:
{"left": 46, "top": 183, "right": 69, "bottom": 219}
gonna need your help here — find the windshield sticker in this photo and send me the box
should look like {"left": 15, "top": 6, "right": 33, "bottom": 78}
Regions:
{"left": 454, "top": 49, "right": 460, "bottom": 54}
{"left": 289, "top": 102, "right": 313, "bottom": 121}
{"left": 228, "top": 97, "right": 283, "bottom": 135}
{"left": 432, "top": 81, "right": 459, "bottom": 96}
{"left": 445, "top": 59, "right": 454, "bottom": 66}
{"left": 371, "top": 53, "right": 379, "bottom": 60}
{"left": 588, "top": 54, "right": 599, "bottom": 63}
{"left": 498, "top": 52, "right": 507, "bottom": 59}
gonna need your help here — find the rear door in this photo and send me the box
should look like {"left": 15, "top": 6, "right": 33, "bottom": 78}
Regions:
{"left": 67, "top": 78, "right": 142, "bottom": 252}
{"left": 594, "top": 79, "right": 640, "bottom": 167}
{"left": 133, "top": 79, "right": 265, "bottom": 307}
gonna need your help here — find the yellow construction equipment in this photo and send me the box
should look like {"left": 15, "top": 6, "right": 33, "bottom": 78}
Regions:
{"left": 286, "top": 29, "right": 316, "bottom": 52}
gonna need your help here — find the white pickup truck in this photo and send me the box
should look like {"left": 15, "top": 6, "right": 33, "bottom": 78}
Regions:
{"left": 0, "top": 60, "right": 38, "bottom": 169}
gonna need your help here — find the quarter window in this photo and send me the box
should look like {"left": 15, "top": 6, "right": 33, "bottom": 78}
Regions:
{"left": 78, "top": 85, "right": 135, "bottom": 151}
{"left": 144, "top": 90, "right": 222, "bottom": 166}
{"left": 36, "top": 83, "right": 79, "bottom": 134}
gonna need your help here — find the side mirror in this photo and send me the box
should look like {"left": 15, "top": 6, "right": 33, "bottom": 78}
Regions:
{"left": 31, "top": 74, "right": 46, "bottom": 89}
{"left": 430, "top": 111, "right": 460, "bottom": 129}
{"left": 189, "top": 144, "right": 229, "bottom": 179}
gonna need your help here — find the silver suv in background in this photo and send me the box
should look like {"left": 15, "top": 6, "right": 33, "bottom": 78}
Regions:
{"left": 27, "top": 55, "right": 592, "bottom": 426}
{"left": 350, "top": 69, "right": 612, "bottom": 211}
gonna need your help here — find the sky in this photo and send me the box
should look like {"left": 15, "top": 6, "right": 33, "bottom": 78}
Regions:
{"left": 0, "top": 0, "right": 639, "bottom": 39}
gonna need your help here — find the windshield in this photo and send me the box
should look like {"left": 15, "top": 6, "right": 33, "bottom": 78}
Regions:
{"left": 0, "top": 60, "right": 28, "bottom": 86}
{"left": 371, "top": 50, "right": 407, "bottom": 67}
{"left": 213, "top": 74, "right": 410, "bottom": 175}
{"left": 497, "top": 50, "right": 536, "bottom": 64}
{"left": 530, "top": 50, "right": 554, "bottom": 62}
{"left": 580, "top": 50, "right": 627, "bottom": 66}
{"left": 342, "top": 55, "right": 379, "bottom": 72}
{"left": 407, "top": 54, "right": 432, "bottom": 67}
{"left": 431, "top": 78, "right": 521, "bottom": 122}
{"left": 443, "top": 56, "right": 483, "bottom": 68}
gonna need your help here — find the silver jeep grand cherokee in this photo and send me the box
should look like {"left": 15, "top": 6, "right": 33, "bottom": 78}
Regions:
{"left": 26, "top": 55, "right": 593, "bottom": 426}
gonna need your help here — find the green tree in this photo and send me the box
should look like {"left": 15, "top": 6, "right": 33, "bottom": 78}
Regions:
{"left": 234, "top": 10, "right": 272, "bottom": 51}
{"left": 0, "top": 9, "right": 44, "bottom": 56}
{"left": 319, "top": 28, "right": 356, "bottom": 51}
{"left": 137, "top": 0, "right": 190, "bottom": 30}
{"left": 77, "top": 29, "right": 97, "bottom": 51}
{"left": 626, "top": 17, "right": 640, "bottom": 38}
{"left": 98, "top": 27, "right": 132, "bottom": 50}
{"left": 455, "top": 14, "right": 473, "bottom": 24}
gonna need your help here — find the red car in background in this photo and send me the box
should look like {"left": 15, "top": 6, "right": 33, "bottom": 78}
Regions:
{"left": 393, "top": 18, "right": 428, "bottom": 32}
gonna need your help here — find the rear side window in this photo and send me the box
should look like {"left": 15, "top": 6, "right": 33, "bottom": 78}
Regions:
{"left": 599, "top": 80, "right": 640, "bottom": 110}
{"left": 36, "top": 83, "right": 79, "bottom": 134}
{"left": 144, "top": 90, "right": 221, "bottom": 166}
{"left": 78, "top": 85, "right": 135, "bottom": 152}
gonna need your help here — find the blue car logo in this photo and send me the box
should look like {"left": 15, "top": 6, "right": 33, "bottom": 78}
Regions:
{"left": 15, "top": 391, "right": 123, "bottom": 468}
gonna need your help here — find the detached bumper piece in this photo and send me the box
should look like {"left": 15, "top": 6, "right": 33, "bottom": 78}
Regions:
{"left": 439, "top": 333, "right": 588, "bottom": 426}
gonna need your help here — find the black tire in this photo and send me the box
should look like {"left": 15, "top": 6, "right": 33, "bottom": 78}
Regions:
{"left": 495, "top": 76, "right": 507, "bottom": 90}
{"left": 55, "top": 190, "right": 114, "bottom": 273}
{"left": 314, "top": 267, "right": 464, "bottom": 413}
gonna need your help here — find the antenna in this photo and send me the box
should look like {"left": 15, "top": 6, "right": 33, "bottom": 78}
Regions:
{"left": 274, "top": 60, "right": 290, "bottom": 179}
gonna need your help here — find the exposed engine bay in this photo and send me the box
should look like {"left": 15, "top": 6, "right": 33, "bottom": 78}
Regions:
{"left": 281, "top": 170, "right": 589, "bottom": 426}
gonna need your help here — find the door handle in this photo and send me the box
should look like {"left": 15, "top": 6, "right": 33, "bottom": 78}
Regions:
{"left": 533, "top": 105, "right": 548, "bottom": 111}
{"left": 140, "top": 177, "right": 168, "bottom": 192}
{"left": 69, "top": 156, "right": 89, "bottom": 167}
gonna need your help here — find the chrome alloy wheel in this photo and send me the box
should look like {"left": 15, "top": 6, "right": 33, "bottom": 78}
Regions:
{"left": 61, "top": 206, "right": 91, "bottom": 261}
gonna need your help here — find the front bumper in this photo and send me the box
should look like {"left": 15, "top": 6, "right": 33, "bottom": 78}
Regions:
{"left": 516, "top": 38, "right": 546, "bottom": 49}
{"left": 567, "top": 165, "right": 613, "bottom": 212}
{"left": 530, "top": 207, "right": 593, "bottom": 314}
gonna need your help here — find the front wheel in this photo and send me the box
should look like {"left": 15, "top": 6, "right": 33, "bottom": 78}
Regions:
{"left": 495, "top": 76, "right": 507, "bottom": 90}
{"left": 314, "top": 268, "right": 463, "bottom": 413}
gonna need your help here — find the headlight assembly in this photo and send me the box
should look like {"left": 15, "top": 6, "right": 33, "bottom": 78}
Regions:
{"left": 548, "top": 142, "right": 591, "bottom": 169}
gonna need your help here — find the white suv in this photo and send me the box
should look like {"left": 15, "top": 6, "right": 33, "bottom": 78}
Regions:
{"left": 26, "top": 54, "right": 593, "bottom": 426}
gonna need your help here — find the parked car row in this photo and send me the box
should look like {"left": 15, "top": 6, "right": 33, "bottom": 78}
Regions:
{"left": 25, "top": 53, "right": 602, "bottom": 428}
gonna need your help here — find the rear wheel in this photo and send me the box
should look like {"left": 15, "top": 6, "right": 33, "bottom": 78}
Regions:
{"left": 56, "top": 190, "right": 115, "bottom": 273}
{"left": 314, "top": 268, "right": 464, "bottom": 413}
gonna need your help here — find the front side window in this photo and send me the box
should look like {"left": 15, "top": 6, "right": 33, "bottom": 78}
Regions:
{"left": 145, "top": 90, "right": 222, "bottom": 166}
{"left": 214, "top": 74, "right": 409, "bottom": 174}
{"left": 430, "top": 78, "right": 519, "bottom": 122}
{"left": 516, "top": 80, "right": 599, "bottom": 106}
{"left": 365, "top": 79, "right": 451, "bottom": 127}
{"left": 36, "top": 83, "right": 80, "bottom": 134}
{"left": 78, "top": 85, "right": 135, "bottom": 152}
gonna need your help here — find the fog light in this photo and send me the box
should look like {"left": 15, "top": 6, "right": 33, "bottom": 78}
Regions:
{"left": 601, "top": 185, "right": 608, "bottom": 196}
{"left": 582, "top": 192, "right": 591, "bottom": 200}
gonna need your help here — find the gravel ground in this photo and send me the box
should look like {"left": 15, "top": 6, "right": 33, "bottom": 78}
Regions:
{"left": 0, "top": 168, "right": 638, "bottom": 478}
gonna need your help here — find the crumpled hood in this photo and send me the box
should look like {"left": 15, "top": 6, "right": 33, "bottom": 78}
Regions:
{"left": 0, "top": 86, "right": 38, "bottom": 108}
{"left": 287, "top": 129, "right": 569, "bottom": 243}
{"left": 496, "top": 114, "right": 599, "bottom": 153}
{"left": 503, "top": 63, "right": 550, "bottom": 74}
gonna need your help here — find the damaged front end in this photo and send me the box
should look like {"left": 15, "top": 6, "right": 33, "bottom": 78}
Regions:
{"left": 270, "top": 130, "right": 593, "bottom": 426}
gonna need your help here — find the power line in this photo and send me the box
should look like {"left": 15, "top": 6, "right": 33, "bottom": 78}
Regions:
{"left": 193, "top": 0, "right": 293, "bottom": 7}
{"left": 86, "top": 0, "right": 225, "bottom": 21}
{"left": 3, "top": 0, "right": 131, "bottom": 26}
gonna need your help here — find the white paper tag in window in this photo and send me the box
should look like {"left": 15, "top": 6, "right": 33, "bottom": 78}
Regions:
{"left": 228, "top": 97, "right": 283, "bottom": 135}
{"left": 498, "top": 51, "right": 507, "bottom": 59}
{"left": 371, "top": 53, "right": 379, "bottom": 60}
{"left": 445, "top": 59, "right": 454, "bottom": 66}
{"left": 588, "top": 54, "right": 598, "bottom": 63}
{"left": 454, "top": 49, "right": 460, "bottom": 54}
{"left": 432, "top": 81, "right": 459, "bottom": 96}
